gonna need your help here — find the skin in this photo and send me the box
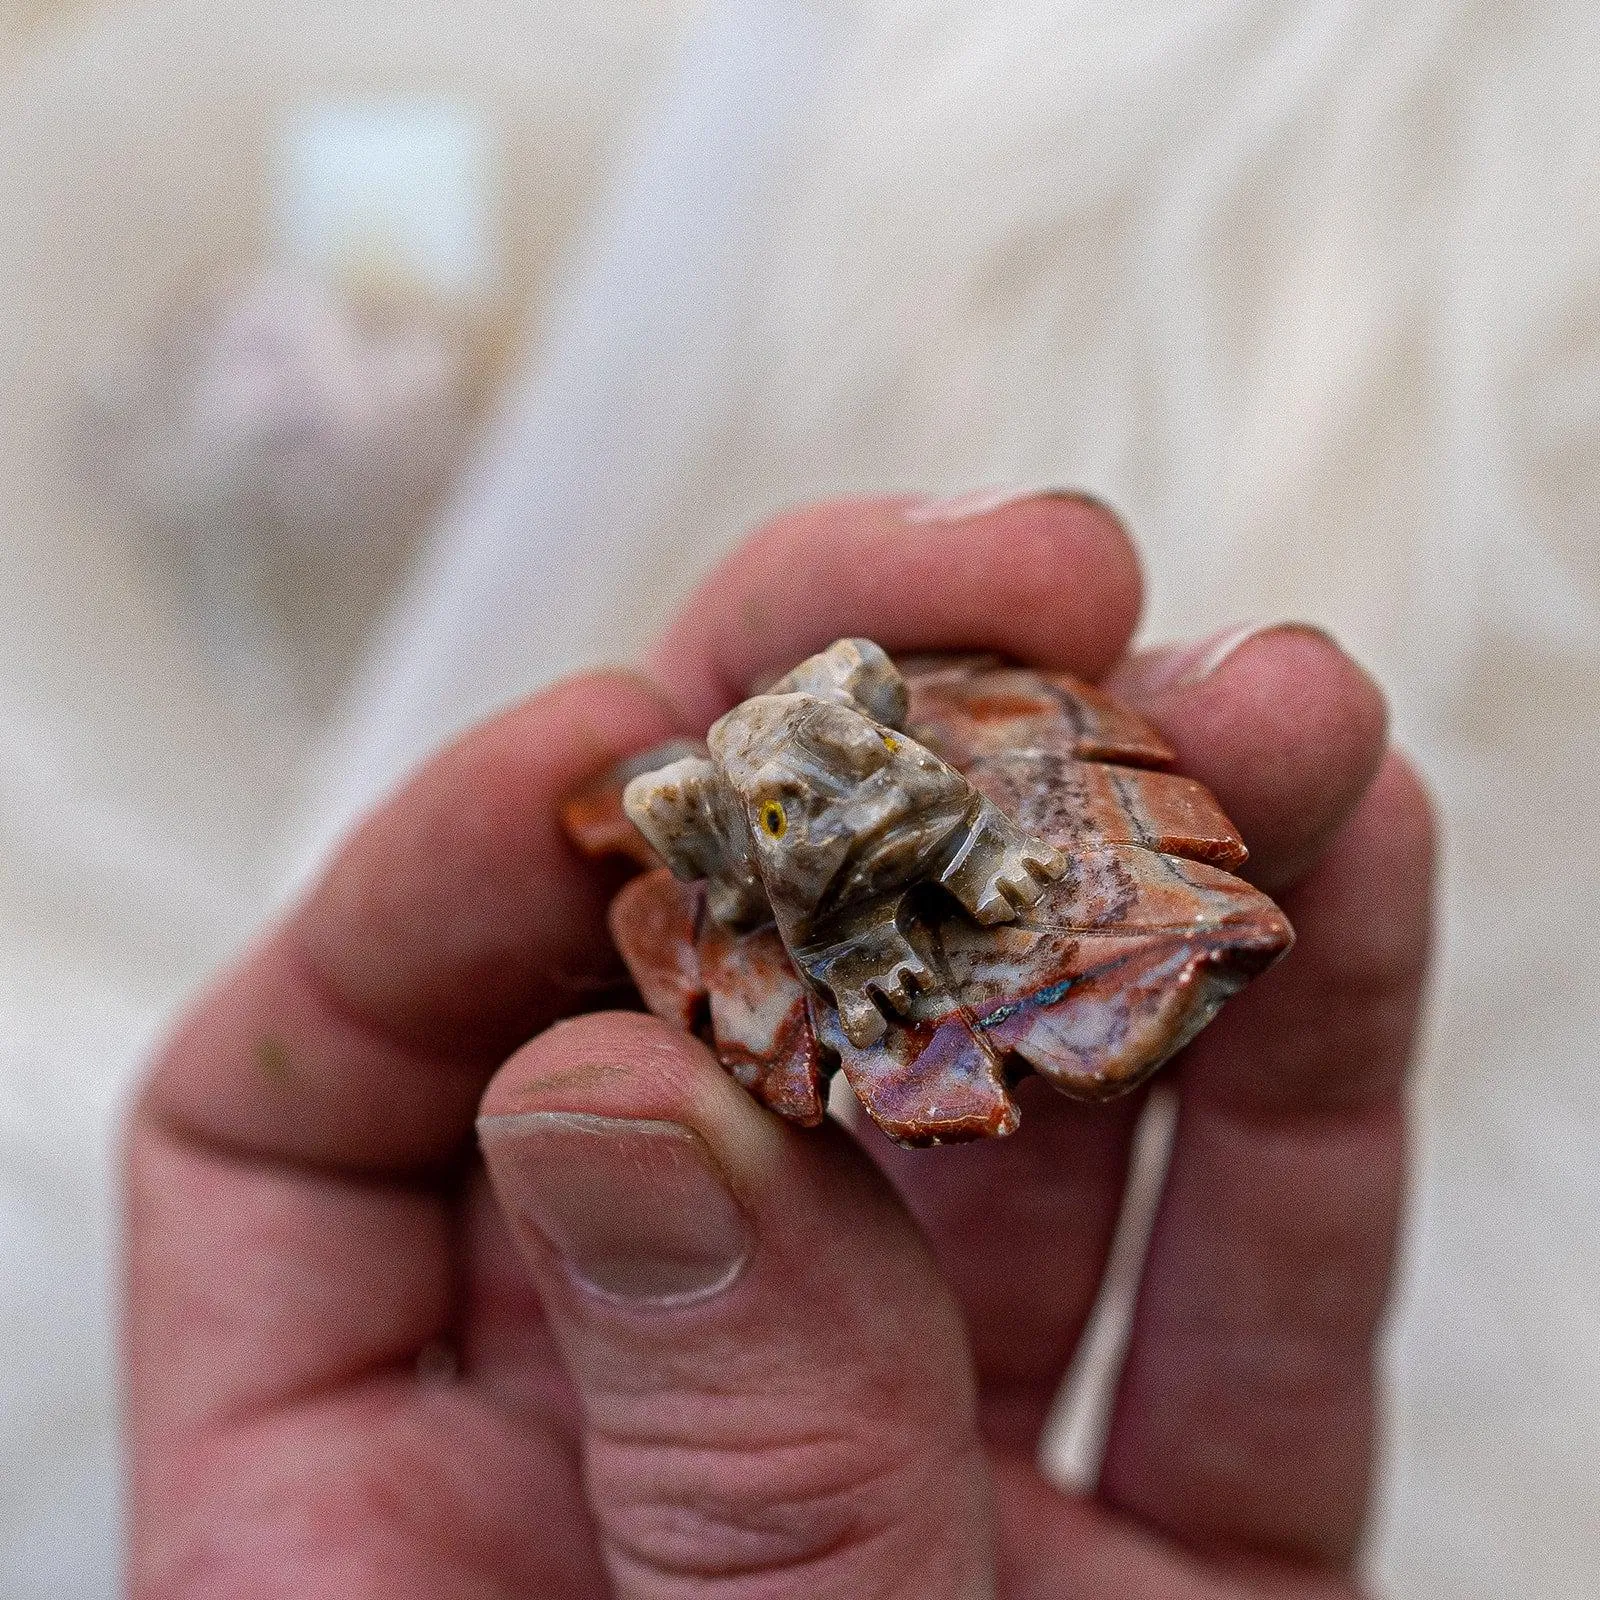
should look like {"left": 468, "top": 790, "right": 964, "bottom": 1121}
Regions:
{"left": 124, "top": 494, "right": 1435, "bottom": 1598}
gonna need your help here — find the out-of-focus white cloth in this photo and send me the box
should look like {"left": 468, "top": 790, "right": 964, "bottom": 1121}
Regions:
{"left": 2, "top": 1, "right": 1597, "bottom": 1595}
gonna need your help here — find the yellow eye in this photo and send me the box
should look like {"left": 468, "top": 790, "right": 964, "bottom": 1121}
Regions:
{"left": 882, "top": 734, "right": 900, "bottom": 753}
{"left": 759, "top": 799, "right": 787, "bottom": 839}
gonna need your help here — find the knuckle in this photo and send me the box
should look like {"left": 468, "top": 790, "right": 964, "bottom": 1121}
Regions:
{"left": 588, "top": 1410, "right": 986, "bottom": 1593}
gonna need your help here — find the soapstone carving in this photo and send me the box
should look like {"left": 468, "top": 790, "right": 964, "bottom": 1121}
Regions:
{"left": 563, "top": 640, "right": 1294, "bottom": 1146}
{"left": 626, "top": 640, "right": 1068, "bottom": 1047}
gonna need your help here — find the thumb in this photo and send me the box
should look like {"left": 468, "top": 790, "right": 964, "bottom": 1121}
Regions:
{"left": 478, "top": 1010, "right": 996, "bottom": 1600}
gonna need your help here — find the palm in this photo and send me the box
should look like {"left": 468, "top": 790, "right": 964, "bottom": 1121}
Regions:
{"left": 127, "top": 497, "right": 1430, "bottom": 1599}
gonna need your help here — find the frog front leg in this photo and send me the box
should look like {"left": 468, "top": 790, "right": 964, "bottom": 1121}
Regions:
{"left": 798, "top": 901, "right": 935, "bottom": 1047}
{"left": 939, "top": 796, "right": 1068, "bottom": 924}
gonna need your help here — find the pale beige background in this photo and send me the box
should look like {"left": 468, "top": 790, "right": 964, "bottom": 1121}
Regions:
{"left": 1, "top": 2, "right": 1596, "bottom": 1595}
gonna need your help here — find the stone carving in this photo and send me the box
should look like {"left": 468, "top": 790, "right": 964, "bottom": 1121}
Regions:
{"left": 564, "top": 641, "right": 1293, "bottom": 1146}
{"left": 624, "top": 640, "right": 1067, "bottom": 1046}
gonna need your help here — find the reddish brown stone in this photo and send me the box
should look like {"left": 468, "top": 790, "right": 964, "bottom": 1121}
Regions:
{"left": 567, "top": 653, "right": 1293, "bottom": 1146}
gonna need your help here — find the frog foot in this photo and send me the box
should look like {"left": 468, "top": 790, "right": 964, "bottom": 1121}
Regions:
{"left": 940, "top": 800, "right": 1068, "bottom": 925}
{"left": 801, "top": 905, "right": 936, "bottom": 1048}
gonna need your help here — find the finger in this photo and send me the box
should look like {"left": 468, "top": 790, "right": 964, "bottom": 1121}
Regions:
{"left": 872, "top": 624, "right": 1391, "bottom": 1455}
{"left": 865, "top": 1083, "right": 1146, "bottom": 1455}
{"left": 1099, "top": 753, "right": 1436, "bottom": 1566}
{"left": 645, "top": 491, "right": 1143, "bottom": 725}
{"left": 142, "top": 669, "right": 682, "bottom": 1175}
{"left": 1105, "top": 623, "right": 1389, "bottom": 892}
{"left": 991, "top": 1457, "right": 1362, "bottom": 1600}
{"left": 125, "top": 1128, "right": 610, "bottom": 1598}
{"left": 478, "top": 1009, "right": 997, "bottom": 1600}
{"left": 129, "top": 670, "right": 682, "bottom": 1451}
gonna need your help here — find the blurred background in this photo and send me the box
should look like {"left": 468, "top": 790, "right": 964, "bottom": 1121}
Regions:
{"left": 1, "top": 0, "right": 1596, "bottom": 1593}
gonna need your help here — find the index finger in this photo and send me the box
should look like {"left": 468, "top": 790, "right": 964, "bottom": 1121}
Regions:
{"left": 143, "top": 669, "right": 684, "bottom": 1174}
{"left": 647, "top": 491, "right": 1143, "bottom": 724}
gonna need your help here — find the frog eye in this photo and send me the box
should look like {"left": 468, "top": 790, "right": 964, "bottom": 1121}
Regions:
{"left": 882, "top": 733, "right": 901, "bottom": 753}
{"left": 758, "top": 799, "right": 788, "bottom": 839}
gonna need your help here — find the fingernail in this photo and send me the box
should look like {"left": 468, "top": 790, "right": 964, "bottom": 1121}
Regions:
{"left": 1134, "top": 621, "right": 1337, "bottom": 694}
{"left": 902, "top": 486, "right": 1113, "bottom": 524}
{"left": 478, "top": 1111, "right": 752, "bottom": 1308}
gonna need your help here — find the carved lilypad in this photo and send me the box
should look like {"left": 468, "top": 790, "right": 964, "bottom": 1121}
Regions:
{"left": 563, "top": 650, "right": 1292, "bottom": 1146}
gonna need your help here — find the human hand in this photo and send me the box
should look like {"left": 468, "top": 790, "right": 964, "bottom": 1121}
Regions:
{"left": 126, "top": 495, "right": 1433, "bottom": 1598}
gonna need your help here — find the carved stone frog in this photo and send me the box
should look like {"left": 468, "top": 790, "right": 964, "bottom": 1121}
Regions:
{"left": 563, "top": 639, "right": 1293, "bottom": 1145}
{"left": 624, "top": 639, "right": 1066, "bottom": 1046}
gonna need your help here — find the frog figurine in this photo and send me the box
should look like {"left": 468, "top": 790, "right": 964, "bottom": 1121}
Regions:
{"left": 624, "top": 639, "right": 1066, "bottom": 1047}
{"left": 563, "top": 637, "right": 1292, "bottom": 1145}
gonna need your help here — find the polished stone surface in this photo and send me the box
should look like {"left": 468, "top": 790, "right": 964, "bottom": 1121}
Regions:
{"left": 565, "top": 642, "right": 1293, "bottom": 1146}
